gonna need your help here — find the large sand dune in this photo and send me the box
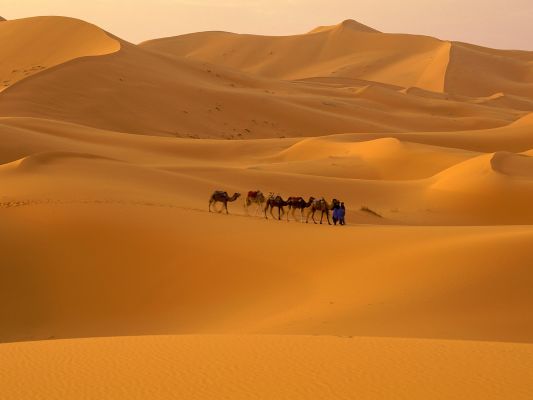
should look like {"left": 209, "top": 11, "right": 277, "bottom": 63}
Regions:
{"left": 2, "top": 335, "right": 532, "bottom": 400}
{"left": 0, "top": 17, "right": 120, "bottom": 91}
{"left": 0, "top": 17, "right": 529, "bottom": 137}
{"left": 1, "top": 15, "right": 533, "bottom": 399}
{"left": 142, "top": 19, "right": 533, "bottom": 101}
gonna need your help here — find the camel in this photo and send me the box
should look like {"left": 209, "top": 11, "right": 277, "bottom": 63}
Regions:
{"left": 244, "top": 190, "right": 266, "bottom": 216}
{"left": 306, "top": 197, "right": 340, "bottom": 225}
{"left": 264, "top": 194, "right": 288, "bottom": 220}
{"left": 286, "top": 196, "right": 315, "bottom": 222}
{"left": 208, "top": 191, "right": 241, "bottom": 214}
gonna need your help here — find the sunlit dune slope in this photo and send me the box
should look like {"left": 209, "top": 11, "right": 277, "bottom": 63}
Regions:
{"left": 0, "top": 17, "right": 529, "bottom": 138}
{"left": 2, "top": 116, "right": 533, "bottom": 227}
{"left": 0, "top": 19, "right": 520, "bottom": 138}
{"left": 1, "top": 13, "right": 533, "bottom": 400}
{"left": 142, "top": 19, "right": 533, "bottom": 103}
{"left": 141, "top": 19, "right": 452, "bottom": 92}
{"left": 326, "top": 112, "right": 533, "bottom": 153}
{"left": 310, "top": 19, "right": 381, "bottom": 34}
{"left": 1, "top": 117, "right": 533, "bottom": 343}
{"left": 1, "top": 335, "right": 532, "bottom": 400}
{"left": 254, "top": 137, "right": 477, "bottom": 180}
{"left": 0, "top": 16, "right": 120, "bottom": 91}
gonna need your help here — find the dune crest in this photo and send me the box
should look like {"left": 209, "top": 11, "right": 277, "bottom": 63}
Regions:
{"left": 141, "top": 22, "right": 454, "bottom": 93}
{"left": 308, "top": 19, "right": 380, "bottom": 34}
{"left": 0, "top": 16, "right": 120, "bottom": 91}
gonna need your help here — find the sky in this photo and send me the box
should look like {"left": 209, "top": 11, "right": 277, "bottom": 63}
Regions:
{"left": 2, "top": 0, "right": 532, "bottom": 50}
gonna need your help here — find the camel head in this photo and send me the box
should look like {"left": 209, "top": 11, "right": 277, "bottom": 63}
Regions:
{"left": 230, "top": 193, "right": 242, "bottom": 201}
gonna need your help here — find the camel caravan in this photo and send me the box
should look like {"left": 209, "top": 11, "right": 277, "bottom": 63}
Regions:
{"left": 209, "top": 190, "right": 346, "bottom": 225}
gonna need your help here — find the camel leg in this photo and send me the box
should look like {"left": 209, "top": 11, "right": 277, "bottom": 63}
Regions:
{"left": 209, "top": 199, "right": 212, "bottom": 212}
{"left": 326, "top": 210, "right": 331, "bottom": 225}
{"left": 312, "top": 210, "right": 318, "bottom": 224}
{"left": 320, "top": 210, "right": 324, "bottom": 224}
{"left": 287, "top": 206, "right": 294, "bottom": 222}
{"left": 224, "top": 201, "right": 229, "bottom": 214}
{"left": 264, "top": 204, "right": 269, "bottom": 219}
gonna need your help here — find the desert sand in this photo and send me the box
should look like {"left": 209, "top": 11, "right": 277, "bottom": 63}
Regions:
{"left": 1, "top": 16, "right": 532, "bottom": 399}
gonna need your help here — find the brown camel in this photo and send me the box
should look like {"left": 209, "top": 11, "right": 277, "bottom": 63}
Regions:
{"left": 244, "top": 190, "right": 266, "bottom": 216}
{"left": 209, "top": 191, "right": 241, "bottom": 214}
{"left": 306, "top": 197, "right": 340, "bottom": 225}
{"left": 264, "top": 194, "right": 288, "bottom": 220}
{"left": 286, "top": 196, "right": 315, "bottom": 222}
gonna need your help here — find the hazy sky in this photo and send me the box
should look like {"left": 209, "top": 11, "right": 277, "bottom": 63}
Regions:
{"left": 3, "top": 0, "right": 532, "bottom": 50}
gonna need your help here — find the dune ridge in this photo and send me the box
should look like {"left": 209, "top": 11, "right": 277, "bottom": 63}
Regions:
{"left": 0, "top": 17, "right": 522, "bottom": 138}
{"left": 309, "top": 18, "right": 381, "bottom": 34}
{"left": 0, "top": 17, "right": 120, "bottom": 91}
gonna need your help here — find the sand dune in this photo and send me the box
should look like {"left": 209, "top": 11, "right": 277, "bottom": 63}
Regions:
{"left": 141, "top": 20, "right": 454, "bottom": 92}
{"left": 143, "top": 19, "right": 533, "bottom": 103}
{"left": 0, "top": 17, "right": 526, "bottom": 138}
{"left": 309, "top": 19, "right": 381, "bottom": 34}
{"left": 255, "top": 136, "right": 477, "bottom": 180}
{"left": 2, "top": 14, "right": 533, "bottom": 399}
{"left": 0, "top": 17, "right": 120, "bottom": 91}
{"left": 445, "top": 42, "right": 533, "bottom": 98}
{"left": 2, "top": 202, "right": 533, "bottom": 342}
{"left": 2, "top": 335, "right": 532, "bottom": 400}
{"left": 2, "top": 117, "right": 533, "bottom": 344}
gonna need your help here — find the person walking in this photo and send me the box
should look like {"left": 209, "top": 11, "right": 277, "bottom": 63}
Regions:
{"left": 339, "top": 202, "right": 346, "bottom": 225}
{"left": 332, "top": 202, "right": 341, "bottom": 225}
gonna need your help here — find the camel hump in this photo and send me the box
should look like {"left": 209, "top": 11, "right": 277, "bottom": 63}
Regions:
{"left": 248, "top": 190, "right": 260, "bottom": 198}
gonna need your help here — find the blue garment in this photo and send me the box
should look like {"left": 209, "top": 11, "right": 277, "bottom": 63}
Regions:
{"left": 333, "top": 207, "right": 342, "bottom": 220}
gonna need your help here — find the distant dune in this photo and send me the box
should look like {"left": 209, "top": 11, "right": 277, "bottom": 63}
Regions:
{"left": 1, "top": 15, "right": 533, "bottom": 400}
{"left": 0, "top": 16, "right": 530, "bottom": 138}
{"left": 143, "top": 19, "right": 533, "bottom": 101}
{"left": 0, "top": 17, "right": 120, "bottom": 91}
{"left": 309, "top": 19, "right": 382, "bottom": 34}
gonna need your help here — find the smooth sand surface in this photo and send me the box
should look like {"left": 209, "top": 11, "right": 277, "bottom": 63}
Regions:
{"left": 1, "top": 15, "right": 533, "bottom": 399}
{"left": 1, "top": 335, "right": 532, "bottom": 400}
